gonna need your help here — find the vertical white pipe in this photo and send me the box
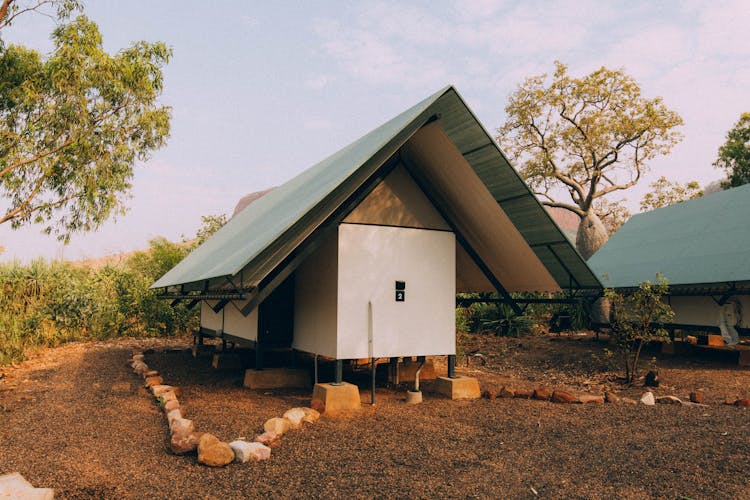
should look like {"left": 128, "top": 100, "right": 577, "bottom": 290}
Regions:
{"left": 369, "top": 301, "right": 376, "bottom": 405}
{"left": 368, "top": 301, "right": 373, "bottom": 359}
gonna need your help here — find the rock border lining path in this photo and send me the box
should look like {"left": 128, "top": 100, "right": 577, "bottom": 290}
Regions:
{"left": 129, "top": 350, "right": 320, "bottom": 467}
{"left": 480, "top": 383, "right": 749, "bottom": 408}
{"left": 129, "top": 350, "right": 746, "bottom": 465}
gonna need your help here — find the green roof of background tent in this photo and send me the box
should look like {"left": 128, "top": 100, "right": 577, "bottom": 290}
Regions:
{"left": 152, "top": 86, "right": 601, "bottom": 292}
{"left": 588, "top": 183, "right": 750, "bottom": 289}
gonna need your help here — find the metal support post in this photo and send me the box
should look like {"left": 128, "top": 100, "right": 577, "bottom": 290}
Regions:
{"left": 255, "top": 340, "right": 263, "bottom": 371}
{"left": 333, "top": 359, "right": 343, "bottom": 385}
{"left": 448, "top": 354, "right": 456, "bottom": 378}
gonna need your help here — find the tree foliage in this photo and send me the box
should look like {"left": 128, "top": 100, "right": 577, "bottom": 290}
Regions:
{"left": 497, "top": 62, "right": 683, "bottom": 258}
{"left": 605, "top": 276, "right": 674, "bottom": 385}
{"left": 193, "top": 213, "right": 227, "bottom": 246}
{"left": 0, "top": 14, "right": 171, "bottom": 241}
{"left": 593, "top": 197, "right": 630, "bottom": 235}
{"left": 714, "top": 112, "right": 750, "bottom": 189}
{"left": 0, "top": 0, "right": 80, "bottom": 31}
{"left": 639, "top": 176, "right": 702, "bottom": 212}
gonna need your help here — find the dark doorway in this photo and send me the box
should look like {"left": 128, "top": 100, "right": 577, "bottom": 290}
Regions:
{"left": 258, "top": 274, "right": 295, "bottom": 348}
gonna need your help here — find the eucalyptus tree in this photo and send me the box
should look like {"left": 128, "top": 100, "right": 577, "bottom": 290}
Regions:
{"left": 1, "top": 6, "right": 171, "bottom": 241}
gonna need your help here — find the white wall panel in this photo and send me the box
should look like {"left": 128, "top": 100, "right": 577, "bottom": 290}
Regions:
{"left": 293, "top": 229, "right": 339, "bottom": 357}
{"left": 200, "top": 301, "right": 223, "bottom": 331}
{"left": 337, "top": 223, "right": 455, "bottom": 359}
{"left": 223, "top": 300, "right": 258, "bottom": 341}
{"left": 671, "top": 295, "right": 750, "bottom": 328}
{"left": 670, "top": 296, "right": 718, "bottom": 327}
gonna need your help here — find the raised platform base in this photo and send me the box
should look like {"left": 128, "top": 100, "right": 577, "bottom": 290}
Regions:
{"left": 434, "top": 376, "right": 481, "bottom": 400}
{"left": 243, "top": 368, "right": 311, "bottom": 389}
{"left": 212, "top": 353, "right": 243, "bottom": 370}
{"left": 192, "top": 344, "right": 215, "bottom": 359}
{"left": 312, "top": 382, "right": 361, "bottom": 412}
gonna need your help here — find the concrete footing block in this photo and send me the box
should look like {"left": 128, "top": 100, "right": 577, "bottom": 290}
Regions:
{"left": 312, "top": 382, "right": 361, "bottom": 412}
{"left": 243, "top": 368, "right": 311, "bottom": 389}
{"left": 434, "top": 376, "right": 481, "bottom": 400}
{"left": 211, "top": 353, "right": 243, "bottom": 370}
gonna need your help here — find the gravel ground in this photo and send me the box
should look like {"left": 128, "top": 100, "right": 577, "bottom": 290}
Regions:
{"left": 1, "top": 334, "right": 748, "bottom": 499}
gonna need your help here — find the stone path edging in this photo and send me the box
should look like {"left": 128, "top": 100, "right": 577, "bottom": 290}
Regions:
{"left": 130, "top": 350, "right": 320, "bottom": 467}
{"left": 482, "top": 384, "right": 749, "bottom": 408}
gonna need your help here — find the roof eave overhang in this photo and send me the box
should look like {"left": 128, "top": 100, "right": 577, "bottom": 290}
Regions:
{"left": 609, "top": 280, "right": 750, "bottom": 296}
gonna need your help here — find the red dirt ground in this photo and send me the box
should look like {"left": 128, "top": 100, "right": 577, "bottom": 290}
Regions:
{"left": 1, "top": 333, "right": 748, "bottom": 499}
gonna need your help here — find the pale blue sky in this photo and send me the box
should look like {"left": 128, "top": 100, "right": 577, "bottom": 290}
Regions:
{"left": 1, "top": 0, "right": 749, "bottom": 261}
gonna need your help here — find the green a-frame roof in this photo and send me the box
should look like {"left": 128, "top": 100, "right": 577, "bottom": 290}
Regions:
{"left": 589, "top": 183, "right": 750, "bottom": 291}
{"left": 153, "top": 86, "right": 601, "bottom": 297}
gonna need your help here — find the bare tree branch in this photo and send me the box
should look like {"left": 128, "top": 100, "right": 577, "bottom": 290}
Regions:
{"left": 539, "top": 199, "right": 585, "bottom": 217}
{"left": 1, "top": 100, "right": 130, "bottom": 179}
{"left": 0, "top": 174, "right": 46, "bottom": 224}
{"left": 528, "top": 118, "right": 587, "bottom": 202}
{"left": 1, "top": 192, "right": 78, "bottom": 224}
{"left": 0, "top": 0, "right": 52, "bottom": 30}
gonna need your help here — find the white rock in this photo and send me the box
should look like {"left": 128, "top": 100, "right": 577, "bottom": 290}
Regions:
{"left": 166, "top": 408, "right": 182, "bottom": 425}
{"left": 0, "top": 472, "right": 54, "bottom": 500}
{"left": 151, "top": 385, "right": 173, "bottom": 397}
{"left": 160, "top": 391, "right": 177, "bottom": 403}
{"left": 170, "top": 416, "right": 194, "bottom": 435}
{"left": 229, "top": 440, "right": 271, "bottom": 463}
{"left": 283, "top": 408, "right": 306, "bottom": 429}
{"left": 301, "top": 407, "right": 320, "bottom": 423}
{"left": 263, "top": 417, "right": 291, "bottom": 436}
{"left": 132, "top": 362, "right": 148, "bottom": 375}
{"left": 254, "top": 431, "right": 280, "bottom": 448}
{"left": 229, "top": 440, "right": 253, "bottom": 463}
{"left": 640, "top": 392, "right": 655, "bottom": 406}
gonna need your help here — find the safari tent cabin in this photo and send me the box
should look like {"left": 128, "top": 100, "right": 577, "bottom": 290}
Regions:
{"left": 151, "top": 86, "right": 601, "bottom": 399}
{"left": 589, "top": 183, "right": 750, "bottom": 346}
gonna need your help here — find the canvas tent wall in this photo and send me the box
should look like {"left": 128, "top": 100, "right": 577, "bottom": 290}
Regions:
{"left": 152, "top": 86, "right": 601, "bottom": 362}
{"left": 588, "top": 183, "right": 750, "bottom": 337}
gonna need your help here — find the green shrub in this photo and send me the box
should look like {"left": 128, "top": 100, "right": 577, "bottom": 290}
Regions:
{"left": 478, "top": 303, "right": 534, "bottom": 337}
{"left": 0, "top": 238, "right": 198, "bottom": 365}
{"left": 455, "top": 295, "right": 534, "bottom": 337}
{"left": 605, "top": 276, "right": 674, "bottom": 384}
